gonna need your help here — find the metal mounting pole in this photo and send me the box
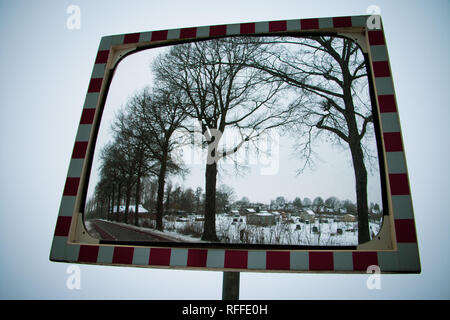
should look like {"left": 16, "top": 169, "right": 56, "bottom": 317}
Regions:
{"left": 222, "top": 271, "right": 240, "bottom": 300}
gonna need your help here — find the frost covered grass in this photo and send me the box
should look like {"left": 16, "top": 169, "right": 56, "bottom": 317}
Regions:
{"left": 87, "top": 214, "right": 382, "bottom": 246}
{"left": 164, "top": 213, "right": 382, "bottom": 246}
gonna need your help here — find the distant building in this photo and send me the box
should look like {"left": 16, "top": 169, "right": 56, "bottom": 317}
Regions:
{"left": 343, "top": 214, "right": 357, "bottom": 222}
{"left": 113, "top": 204, "right": 149, "bottom": 214}
{"left": 241, "top": 208, "right": 256, "bottom": 215}
{"left": 230, "top": 209, "right": 240, "bottom": 216}
{"left": 291, "top": 210, "right": 301, "bottom": 216}
{"left": 323, "top": 207, "right": 335, "bottom": 214}
{"left": 247, "top": 212, "right": 276, "bottom": 226}
{"left": 300, "top": 209, "right": 316, "bottom": 223}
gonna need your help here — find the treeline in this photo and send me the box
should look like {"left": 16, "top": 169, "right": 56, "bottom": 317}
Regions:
{"left": 143, "top": 182, "right": 235, "bottom": 214}
{"left": 86, "top": 86, "right": 188, "bottom": 228}
{"left": 269, "top": 196, "right": 381, "bottom": 215}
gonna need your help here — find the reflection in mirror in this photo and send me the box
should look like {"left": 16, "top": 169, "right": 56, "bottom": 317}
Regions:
{"left": 83, "top": 36, "right": 384, "bottom": 247}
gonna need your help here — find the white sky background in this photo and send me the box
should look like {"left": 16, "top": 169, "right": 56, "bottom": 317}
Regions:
{"left": 0, "top": 0, "right": 449, "bottom": 300}
{"left": 87, "top": 43, "right": 383, "bottom": 207}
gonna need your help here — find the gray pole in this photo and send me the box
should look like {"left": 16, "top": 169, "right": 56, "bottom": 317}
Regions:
{"left": 222, "top": 271, "right": 240, "bottom": 300}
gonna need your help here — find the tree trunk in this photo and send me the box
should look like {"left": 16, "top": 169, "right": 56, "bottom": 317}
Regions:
{"left": 116, "top": 183, "right": 122, "bottom": 222}
{"left": 135, "top": 177, "right": 141, "bottom": 226}
{"left": 202, "top": 162, "right": 219, "bottom": 242}
{"left": 106, "top": 196, "right": 111, "bottom": 221}
{"left": 123, "top": 178, "right": 133, "bottom": 223}
{"left": 109, "top": 185, "right": 115, "bottom": 221}
{"left": 124, "top": 187, "right": 132, "bottom": 224}
{"left": 155, "top": 151, "right": 168, "bottom": 231}
{"left": 135, "top": 153, "right": 143, "bottom": 226}
{"left": 349, "top": 140, "right": 370, "bottom": 244}
{"left": 343, "top": 79, "right": 370, "bottom": 245}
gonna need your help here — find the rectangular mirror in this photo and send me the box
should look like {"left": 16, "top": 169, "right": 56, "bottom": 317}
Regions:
{"left": 50, "top": 16, "right": 420, "bottom": 273}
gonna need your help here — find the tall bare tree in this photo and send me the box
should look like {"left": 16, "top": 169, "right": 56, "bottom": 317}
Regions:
{"left": 153, "top": 37, "right": 290, "bottom": 241}
{"left": 109, "top": 122, "right": 141, "bottom": 224}
{"left": 98, "top": 142, "right": 123, "bottom": 221}
{"left": 123, "top": 87, "right": 188, "bottom": 230}
{"left": 246, "top": 36, "right": 375, "bottom": 243}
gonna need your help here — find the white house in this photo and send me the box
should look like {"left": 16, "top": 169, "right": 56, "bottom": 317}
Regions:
{"left": 300, "top": 209, "right": 316, "bottom": 222}
{"left": 247, "top": 212, "right": 276, "bottom": 226}
{"left": 113, "top": 204, "right": 149, "bottom": 214}
{"left": 343, "top": 214, "right": 357, "bottom": 222}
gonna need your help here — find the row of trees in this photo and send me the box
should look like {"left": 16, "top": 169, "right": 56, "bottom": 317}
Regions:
{"left": 143, "top": 182, "right": 235, "bottom": 214}
{"left": 87, "top": 35, "right": 376, "bottom": 244}
{"left": 270, "top": 196, "right": 381, "bottom": 215}
{"left": 88, "top": 85, "right": 188, "bottom": 227}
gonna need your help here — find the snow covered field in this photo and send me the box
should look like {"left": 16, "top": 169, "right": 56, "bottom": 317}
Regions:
{"left": 198, "top": 214, "right": 381, "bottom": 246}
{"left": 88, "top": 213, "right": 382, "bottom": 246}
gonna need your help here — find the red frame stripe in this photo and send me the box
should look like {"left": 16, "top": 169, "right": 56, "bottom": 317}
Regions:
{"left": 269, "top": 20, "right": 287, "bottom": 32}
{"left": 240, "top": 23, "right": 255, "bottom": 34}
{"left": 123, "top": 33, "right": 140, "bottom": 44}
{"left": 112, "top": 247, "right": 134, "bottom": 264}
{"left": 395, "top": 219, "right": 417, "bottom": 243}
{"left": 151, "top": 30, "right": 168, "bottom": 41}
{"left": 209, "top": 25, "right": 227, "bottom": 37}
{"left": 80, "top": 108, "right": 96, "bottom": 124}
{"left": 368, "top": 30, "right": 385, "bottom": 45}
{"left": 87, "top": 78, "right": 103, "bottom": 93}
{"left": 266, "top": 251, "right": 290, "bottom": 270}
{"left": 72, "top": 141, "right": 88, "bottom": 159}
{"left": 78, "top": 245, "right": 100, "bottom": 263}
{"left": 309, "top": 252, "right": 334, "bottom": 271}
{"left": 224, "top": 250, "right": 248, "bottom": 269}
{"left": 54, "top": 216, "right": 72, "bottom": 237}
{"left": 95, "top": 50, "right": 109, "bottom": 64}
{"left": 180, "top": 27, "right": 197, "bottom": 39}
{"left": 352, "top": 252, "right": 378, "bottom": 271}
{"left": 389, "top": 173, "right": 410, "bottom": 195}
{"left": 333, "top": 16, "right": 352, "bottom": 28}
{"left": 372, "top": 61, "right": 390, "bottom": 77}
{"left": 187, "top": 249, "right": 208, "bottom": 267}
{"left": 300, "top": 18, "right": 319, "bottom": 30}
{"left": 377, "top": 94, "right": 397, "bottom": 113}
{"left": 383, "top": 132, "right": 403, "bottom": 152}
{"left": 149, "top": 248, "right": 171, "bottom": 266}
{"left": 63, "top": 177, "right": 80, "bottom": 196}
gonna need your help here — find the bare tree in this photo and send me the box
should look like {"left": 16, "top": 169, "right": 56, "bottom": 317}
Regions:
{"left": 98, "top": 142, "right": 124, "bottom": 221}
{"left": 325, "top": 196, "right": 340, "bottom": 211}
{"left": 109, "top": 120, "right": 141, "bottom": 224}
{"left": 312, "top": 196, "right": 324, "bottom": 213}
{"left": 153, "top": 37, "right": 290, "bottom": 241}
{"left": 216, "top": 184, "right": 235, "bottom": 213}
{"left": 246, "top": 36, "right": 375, "bottom": 244}
{"left": 194, "top": 187, "right": 203, "bottom": 214}
{"left": 123, "top": 87, "right": 188, "bottom": 230}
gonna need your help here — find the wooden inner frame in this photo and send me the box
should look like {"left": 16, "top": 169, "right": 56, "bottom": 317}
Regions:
{"left": 50, "top": 15, "right": 420, "bottom": 273}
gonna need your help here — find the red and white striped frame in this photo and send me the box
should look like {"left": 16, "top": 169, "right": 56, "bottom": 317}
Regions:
{"left": 50, "top": 15, "right": 420, "bottom": 273}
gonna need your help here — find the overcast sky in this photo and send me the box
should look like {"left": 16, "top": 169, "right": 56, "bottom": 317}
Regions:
{"left": 0, "top": 0, "right": 449, "bottom": 300}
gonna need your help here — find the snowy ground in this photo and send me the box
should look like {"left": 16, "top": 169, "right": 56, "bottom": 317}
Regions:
{"left": 204, "top": 214, "right": 380, "bottom": 246}
{"left": 87, "top": 214, "right": 382, "bottom": 246}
